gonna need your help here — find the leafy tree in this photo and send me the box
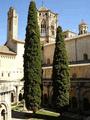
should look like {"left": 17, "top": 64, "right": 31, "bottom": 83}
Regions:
{"left": 24, "top": 0, "right": 41, "bottom": 111}
{"left": 52, "top": 26, "right": 70, "bottom": 111}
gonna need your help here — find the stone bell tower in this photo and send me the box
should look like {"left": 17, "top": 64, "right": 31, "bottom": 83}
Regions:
{"left": 7, "top": 7, "right": 18, "bottom": 41}
{"left": 79, "top": 20, "right": 88, "bottom": 35}
{"left": 37, "top": 6, "right": 58, "bottom": 45}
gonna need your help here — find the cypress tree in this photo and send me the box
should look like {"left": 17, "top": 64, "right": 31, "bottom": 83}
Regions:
{"left": 24, "top": 1, "right": 41, "bottom": 111}
{"left": 52, "top": 26, "right": 70, "bottom": 111}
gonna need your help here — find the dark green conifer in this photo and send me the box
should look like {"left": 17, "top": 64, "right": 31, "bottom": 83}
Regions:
{"left": 52, "top": 26, "right": 70, "bottom": 111}
{"left": 24, "top": 0, "right": 41, "bottom": 111}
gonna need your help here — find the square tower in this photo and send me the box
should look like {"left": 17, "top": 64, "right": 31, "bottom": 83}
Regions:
{"left": 7, "top": 7, "right": 18, "bottom": 41}
{"left": 37, "top": 7, "right": 58, "bottom": 45}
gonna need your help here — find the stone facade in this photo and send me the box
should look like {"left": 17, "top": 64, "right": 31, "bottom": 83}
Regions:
{"left": 41, "top": 9, "right": 90, "bottom": 109}
{"left": 38, "top": 7, "right": 58, "bottom": 44}
{"left": 0, "top": 82, "right": 13, "bottom": 120}
{"left": 0, "top": 7, "right": 24, "bottom": 120}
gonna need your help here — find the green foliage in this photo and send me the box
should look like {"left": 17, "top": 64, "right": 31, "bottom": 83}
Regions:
{"left": 36, "top": 109, "right": 60, "bottom": 117}
{"left": 24, "top": 1, "right": 41, "bottom": 110}
{"left": 52, "top": 26, "right": 70, "bottom": 111}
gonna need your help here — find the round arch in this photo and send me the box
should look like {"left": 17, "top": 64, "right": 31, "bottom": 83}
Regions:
{"left": 41, "top": 19, "right": 47, "bottom": 36}
{"left": 0, "top": 103, "right": 8, "bottom": 120}
{"left": 82, "top": 89, "right": 90, "bottom": 110}
{"left": 11, "top": 90, "right": 15, "bottom": 103}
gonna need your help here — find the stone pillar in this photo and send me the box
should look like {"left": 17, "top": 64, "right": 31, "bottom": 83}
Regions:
{"left": 16, "top": 86, "right": 19, "bottom": 104}
{"left": 5, "top": 92, "right": 11, "bottom": 120}
{"left": 22, "top": 99, "right": 27, "bottom": 111}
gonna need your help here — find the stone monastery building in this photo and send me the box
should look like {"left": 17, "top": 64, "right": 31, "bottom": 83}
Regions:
{"left": 0, "top": 6, "right": 90, "bottom": 119}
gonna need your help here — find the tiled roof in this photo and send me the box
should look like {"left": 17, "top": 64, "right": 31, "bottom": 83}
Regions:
{"left": 0, "top": 45, "right": 16, "bottom": 55}
{"left": 79, "top": 20, "right": 87, "bottom": 25}
{"left": 13, "top": 39, "right": 25, "bottom": 44}
{"left": 39, "top": 7, "right": 48, "bottom": 11}
{"left": 38, "top": 6, "right": 58, "bottom": 15}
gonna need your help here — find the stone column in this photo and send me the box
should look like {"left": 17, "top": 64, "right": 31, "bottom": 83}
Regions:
{"left": 16, "top": 86, "right": 19, "bottom": 104}
{"left": 5, "top": 92, "right": 11, "bottom": 120}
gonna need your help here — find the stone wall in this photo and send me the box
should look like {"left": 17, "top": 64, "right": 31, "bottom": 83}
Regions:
{"left": 0, "top": 82, "right": 13, "bottom": 120}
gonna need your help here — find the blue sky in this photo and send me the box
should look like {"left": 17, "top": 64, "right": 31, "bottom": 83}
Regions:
{"left": 0, "top": 0, "right": 90, "bottom": 45}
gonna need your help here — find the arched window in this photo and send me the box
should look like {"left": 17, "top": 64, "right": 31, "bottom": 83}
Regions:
{"left": 43, "top": 94, "right": 48, "bottom": 105}
{"left": 1, "top": 109, "right": 5, "bottom": 120}
{"left": 11, "top": 93, "right": 14, "bottom": 103}
{"left": 71, "top": 97, "right": 77, "bottom": 108}
{"left": 84, "top": 30, "right": 86, "bottom": 33}
{"left": 41, "top": 46, "right": 44, "bottom": 50}
{"left": 42, "top": 70, "right": 43, "bottom": 74}
{"left": 80, "top": 30, "right": 83, "bottom": 34}
{"left": 83, "top": 98, "right": 90, "bottom": 110}
{"left": 72, "top": 73, "right": 77, "bottom": 78}
{"left": 64, "top": 35, "right": 67, "bottom": 38}
{"left": 1, "top": 72, "right": 4, "bottom": 77}
{"left": 83, "top": 53, "right": 88, "bottom": 60}
{"left": 8, "top": 72, "right": 10, "bottom": 77}
{"left": 47, "top": 58, "right": 50, "bottom": 64}
{"left": 41, "top": 19, "right": 46, "bottom": 36}
{"left": 51, "top": 25, "right": 54, "bottom": 35}
{"left": 19, "top": 93, "right": 23, "bottom": 101}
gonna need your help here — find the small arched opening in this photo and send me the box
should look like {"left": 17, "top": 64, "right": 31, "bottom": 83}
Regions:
{"left": 83, "top": 98, "right": 90, "bottom": 110}
{"left": 83, "top": 53, "right": 88, "bottom": 61}
{"left": 19, "top": 93, "right": 23, "bottom": 101}
{"left": 72, "top": 73, "right": 77, "bottom": 79}
{"left": 47, "top": 58, "right": 50, "bottom": 65}
{"left": 41, "top": 19, "right": 47, "bottom": 36}
{"left": 1, "top": 109, "right": 6, "bottom": 120}
{"left": 80, "top": 30, "right": 83, "bottom": 34}
{"left": 11, "top": 92, "right": 15, "bottom": 103}
{"left": 0, "top": 103, "right": 8, "bottom": 120}
{"left": 71, "top": 97, "right": 77, "bottom": 109}
{"left": 43, "top": 94, "right": 48, "bottom": 105}
{"left": 51, "top": 25, "right": 55, "bottom": 35}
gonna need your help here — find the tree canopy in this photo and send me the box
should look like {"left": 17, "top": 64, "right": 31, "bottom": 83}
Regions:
{"left": 24, "top": 1, "right": 41, "bottom": 111}
{"left": 52, "top": 26, "right": 70, "bottom": 111}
